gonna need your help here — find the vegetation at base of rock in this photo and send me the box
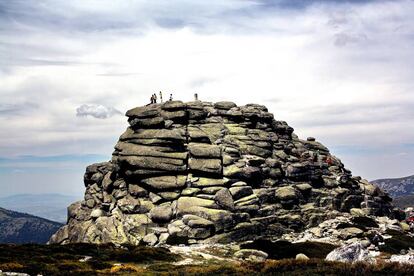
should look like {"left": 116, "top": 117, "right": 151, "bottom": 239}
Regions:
{"left": 2, "top": 243, "right": 414, "bottom": 275}
{"left": 261, "top": 259, "right": 414, "bottom": 275}
{"left": 142, "top": 261, "right": 414, "bottom": 275}
{"left": 0, "top": 243, "right": 179, "bottom": 275}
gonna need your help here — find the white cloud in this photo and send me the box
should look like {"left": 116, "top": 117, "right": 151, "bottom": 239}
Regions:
{"left": 333, "top": 32, "right": 368, "bottom": 46}
{"left": 76, "top": 104, "right": 122, "bottom": 119}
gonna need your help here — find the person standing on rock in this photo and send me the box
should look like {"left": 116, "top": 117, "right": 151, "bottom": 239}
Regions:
{"left": 159, "top": 91, "right": 163, "bottom": 103}
{"left": 153, "top": 93, "right": 157, "bottom": 103}
{"left": 194, "top": 93, "right": 198, "bottom": 101}
{"left": 150, "top": 94, "right": 154, "bottom": 104}
{"left": 169, "top": 94, "right": 173, "bottom": 101}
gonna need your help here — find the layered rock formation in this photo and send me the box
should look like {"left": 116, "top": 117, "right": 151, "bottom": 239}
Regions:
{"left": 50, "top": 100, "right": 396, "bottom": 245}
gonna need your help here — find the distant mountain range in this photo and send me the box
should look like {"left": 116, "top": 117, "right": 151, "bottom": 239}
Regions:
{"left": 372, "top": 175, "right": 414, "bottom": 197}
{"left": 372, "top": 175, "right": 414, "bottom": 209}
{"left": 0, "top": 194, "right": 80, "bottom": 223}
{"left": 0, "top": 207, "right": 62, "bottom": 244}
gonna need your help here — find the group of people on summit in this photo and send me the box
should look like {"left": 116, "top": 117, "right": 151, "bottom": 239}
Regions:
{"left": 150, "top": 91, "right": 198, "bottom": 104}
{"left": 150, "top": 91, "right": 173, "bottom": 104}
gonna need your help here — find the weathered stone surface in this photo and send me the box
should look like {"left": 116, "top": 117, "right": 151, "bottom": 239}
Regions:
{"left": 126, "top": 105, "right": 160, "bottom": 118}
{"left": 214, "top": 101, "right": 237, "bottom": 110}
{"left": 326, "top": 243, "right": 372, "bottom": 263}
{"left": 115, "top": 142, "right": 187, "bottom": 159}
{"left": 189, "top": 158, "right": 222, "bottom": 175}
{"left": 181, "top": 187, "right": 201, "bottom": 196}
{"left": 118, "top": 156, "right": 186, "bottom": 173}
{"left": 223, "top": 165, "right": 242, "bottom": 177}
{"left": 275, "top": 186, "right": 299, "bottom": 201}
{"left": 188, "top": 143, "right": 221, "bottom": 158}
{"left": 143, "top": 233, "right": 158, "bottom": 246}
{"left": 162, "top": 100, "right": 185, "bottom": 111}
{"left": 149, "top": 192, "right": 162, "bottom": 204}
{"left": 117, "top": 195, "right": 141, "bottom": 214}
{"left": 229, "top": 186, "right": 253, "bottom": 200}
{"left": 202, "top": 186, "right": 223, "bottom": 194}
{"left": 158, "top": 191, "right": 180, "bottom": 201}
{"left": 234, "top": 249, "right": 268, "bottom": 262}
{"left": 141, "top": 175, "right": 187, "bottom": 190}
{"left": 190, "top": 177, "right": 229, "bottom": 187}
{"left": 51, "top": 100, "right": 396, "bottom": 247}
{"left": 128, "top": 184, "right": 148, "bottom": 197}
{"left": 183, "top": 215, "right": 214, "bottom": 228}
{"left": 339, "top": 227, "right": 364, "bottom": 239}
{"left": 129, "top": 116, "right": 165, "bottom": 128}
{"left": 295, "top": 183, "right": 312, "bottom": 194}
{"left": 180, "top": 206, "right": 234, "bottom": 232}
{"left": 214, "top": 188, "right": 235, "bottom": 210}
{"left": 137, "top": 199, "right": 154, "bottom": 213}
{"left": 161, "top": 110, "right": 187, "bottom": 121}
{"left": 149, "top": 203, "right": 173, "bottom": 223}
{"left": 120, "top": 128, "right": 185, "bottom": 141}
{"left": 296, "top": 253, "right": 309, "bottom": 261}
{"left": 177, "top": 197, "right": 217, "bottom": 214}
{"left": 90, "top": 208, "right": 106, "bottom": 219}
{"left": 192, "top": 123, "right": 224, "bottom": 142}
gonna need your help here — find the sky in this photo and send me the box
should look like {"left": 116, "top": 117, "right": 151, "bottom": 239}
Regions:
{"left": 0, "top": 0, "right": 413, "bottom": 197}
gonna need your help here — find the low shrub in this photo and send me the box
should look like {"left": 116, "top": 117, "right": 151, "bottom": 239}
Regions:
{"left": 0, "top": 262, "right": 24, "bottom": 272}
{"left": 108, "top": 264, "right": 144, "bottom": 274}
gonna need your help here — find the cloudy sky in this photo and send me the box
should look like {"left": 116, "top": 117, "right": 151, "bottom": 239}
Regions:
{"left": 0, "top": 0, "right": 413, "bottom": 197}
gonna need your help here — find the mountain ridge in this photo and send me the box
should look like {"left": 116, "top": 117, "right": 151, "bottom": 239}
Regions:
{"left": 0, "top": 193, "right": 80, "bottom": 223}
{"left": 372, "top": 174, "right": 414, "bottom": 197}
{"left": 0, "top": 206, "right": 63, "bottom": 244}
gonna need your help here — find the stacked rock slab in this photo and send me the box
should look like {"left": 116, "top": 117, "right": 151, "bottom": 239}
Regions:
{"left": 50, "top": 100, "right": 396, "bottom": 245}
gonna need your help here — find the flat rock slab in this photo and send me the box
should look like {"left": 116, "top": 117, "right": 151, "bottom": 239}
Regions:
{"left": 119, "top": 156, "right": 187, "bottom": 172}
{"left": 190, "top": 177, "right": 229, "bottom": 188}
{"left": 188, "top": 143, "right": 222, "bottom": 158}
{"left": 115, "top": 142, "right": 187, "bottom": 159}
{"left": 141, "top": 176, "right": 187, "bottom": 190}
{"left": 177, "top": 197, "right": 217, "bottom": 213}
{"left": 120, "top": 128, "right": 185, "bottom": 141}
{"left": 189, "top": 158, "right": 222, "bottom": 175}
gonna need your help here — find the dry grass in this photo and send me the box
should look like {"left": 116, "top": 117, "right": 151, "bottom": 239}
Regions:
{"left": 0, "top": 262, "right": 24, "bottom": 271}
{"left": 2, "top": 243, "right": 414, "bottom": 275}
{"left": 0, "top": 243, "right": 179, "bottom": 275}
{"left": 109, "top": 264, "right": 145, "bottom": 274}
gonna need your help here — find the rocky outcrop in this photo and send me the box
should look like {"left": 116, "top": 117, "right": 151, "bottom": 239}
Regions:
{"left": 49, "top": 100, "right": 396, "bottom": 246}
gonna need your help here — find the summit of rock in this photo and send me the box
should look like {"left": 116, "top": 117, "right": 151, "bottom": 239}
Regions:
{"left": 49, "top": 100, "right": 396, "bottom": 246}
